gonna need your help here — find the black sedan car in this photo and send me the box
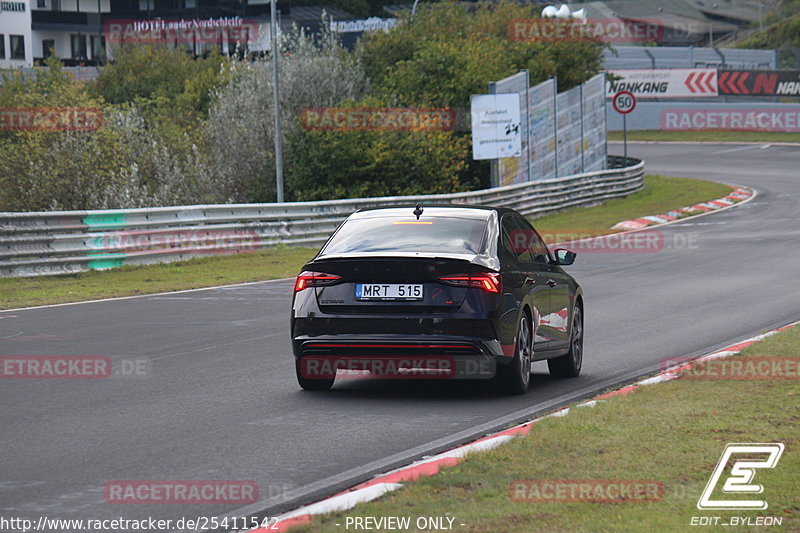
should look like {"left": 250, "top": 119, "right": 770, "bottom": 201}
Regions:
{"left": 290, "top": 205, "right": 583, "bottom": 394}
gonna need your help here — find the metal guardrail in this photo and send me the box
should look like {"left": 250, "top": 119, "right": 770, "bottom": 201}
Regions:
{"left": 0, "top": 157, "right": 644, "bottom": 277}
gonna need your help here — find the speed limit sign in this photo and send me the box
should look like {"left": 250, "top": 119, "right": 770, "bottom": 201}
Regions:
{"left": 612, "top": 91, "right": 636, "bottom": 114}
{"left": 612, "top": 91, "right": 636, "bottom": 163}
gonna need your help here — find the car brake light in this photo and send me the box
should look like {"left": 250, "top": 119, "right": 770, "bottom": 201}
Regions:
{"left": 294, "top": 271, "right": 342, "bottom": 292}
{"left": 438, "top": 273, "right": 501, "bottom": 293}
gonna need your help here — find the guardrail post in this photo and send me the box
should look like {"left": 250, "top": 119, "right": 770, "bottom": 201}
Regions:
{"left": 551, "top": 76, "right": 559, "bottom": 178}
{"left": 579, "top": 82, "right": 585, "bottom": 173}
{"left": 488, "top": 80, "right": 499, "bottom": 188}
{"left": 524, "top": 69, "right": 532, "bottom": 183}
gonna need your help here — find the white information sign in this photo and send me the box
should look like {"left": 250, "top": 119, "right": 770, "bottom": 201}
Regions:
{"left": 470, "top": 94, "right": 522, "bottom": 160}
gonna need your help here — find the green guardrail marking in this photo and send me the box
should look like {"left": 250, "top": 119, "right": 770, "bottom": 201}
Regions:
{"left": 83, "top": 213, "right": 128, "bottom": 229}
{"left": 87, "top": 257, "right": 126, "bottom": 270}
{"left": 86, "top": 251, "right": 126, "bottom": 270}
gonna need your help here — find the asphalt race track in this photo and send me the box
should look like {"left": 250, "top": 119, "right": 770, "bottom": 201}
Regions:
{"left": 1, "top": 142, "right": 798, "bottom": 527}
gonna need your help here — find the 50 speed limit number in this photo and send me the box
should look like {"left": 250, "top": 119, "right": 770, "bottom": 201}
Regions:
{"left": 612, "top": 91, "right": 636, "bottom": 114}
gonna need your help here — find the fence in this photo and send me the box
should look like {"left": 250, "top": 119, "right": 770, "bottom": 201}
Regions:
{"left": 0, "top": 157, "right": 644, "bottom": 278}
{"left": 490, "top": 72, "right": 608, "bottom": 187}
{"left": 0, "top": 66, "right": 102, "bottom": 84}
{"left": 602, "top": 46, "right": 778, "bottom": 70}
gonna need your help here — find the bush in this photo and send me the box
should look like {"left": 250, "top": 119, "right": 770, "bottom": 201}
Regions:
{"left": 735, "top": 1, "right": 800, "bottom": 67}
{"left": 285, "top": 98, "right": 472, "bottom": 201}
{"left": 0, "top": 107, "right": 222, "bottom": 211}
{"left": 92, "top": 46, "right": 231, "bottom": 131}
{"left": 205, "top": 27, "right": 367, "bottom": 202}
{"left": 0, "top": 56, "right": 95, "bottom": 108}
{"left": 0, "top": 61, "right": 223, "bottom": 211}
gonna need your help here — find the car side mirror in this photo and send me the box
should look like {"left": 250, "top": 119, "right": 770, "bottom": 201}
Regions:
{"left": 554, "top": 248, "right": 576, "bottom": 266}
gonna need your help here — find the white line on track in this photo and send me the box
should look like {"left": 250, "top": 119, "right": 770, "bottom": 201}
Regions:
{"left": 0, "top": 277, "right": 295, "bottom": 313}
{"left": 712, "top": 145, "right": 769, "bottom": 154}
{"left": 608, "top": 140, "right": 800, "bottom": 146}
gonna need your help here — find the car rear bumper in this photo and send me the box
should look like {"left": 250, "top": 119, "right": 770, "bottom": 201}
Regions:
{"left": 292, "top": 332, "right": 510, "bottom": 380}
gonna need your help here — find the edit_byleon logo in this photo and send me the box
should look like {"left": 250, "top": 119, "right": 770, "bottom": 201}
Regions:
{"left": 697, "top": 443, "right": 784, "bottom": 510}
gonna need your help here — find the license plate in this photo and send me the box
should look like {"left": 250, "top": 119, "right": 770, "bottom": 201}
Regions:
{"left": 355, "top": 283, "right": 423, "bottom": 301}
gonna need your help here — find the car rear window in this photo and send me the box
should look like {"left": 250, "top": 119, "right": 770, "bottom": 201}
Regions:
{"left": 321, "top": 216, "right": 488, "bottom": 255}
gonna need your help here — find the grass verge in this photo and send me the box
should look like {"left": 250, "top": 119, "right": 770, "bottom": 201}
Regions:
{"left": 0, "top": 175, "right": 732, "bottom": 310}
{"left": 532, "top": 174, "right": 731, "bottom": 238}
{"left": 0, "top": 246, "right": 315, "bottom": 310}
{"left": 609, "top": 130, "right": 800, "bottom": 143}
{"left": 295, "top": 324, "right": 800, "bottom": 532}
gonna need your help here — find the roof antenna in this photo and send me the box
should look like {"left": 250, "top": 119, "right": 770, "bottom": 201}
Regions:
{"left": 413, "top": 204, "right": 424, "bottom": 220}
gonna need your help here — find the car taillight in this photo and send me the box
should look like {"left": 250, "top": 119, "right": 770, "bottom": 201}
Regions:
{"left": 438, "top": 273, "right": 501, "bottom": 293}
{"left": 294, "top": 271, "right": 342, "bottom": 292}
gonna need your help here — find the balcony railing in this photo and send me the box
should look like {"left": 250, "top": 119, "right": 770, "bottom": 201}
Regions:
{"left": 32, "top": 10, "right": 90, "bottom": 25}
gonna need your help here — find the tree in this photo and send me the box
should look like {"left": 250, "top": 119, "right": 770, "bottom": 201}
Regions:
{"left": 357, "top": 0, "right": 605, "bottom": 105}
{"left": 354, "top": 1, "right": 604, "bottom": 192}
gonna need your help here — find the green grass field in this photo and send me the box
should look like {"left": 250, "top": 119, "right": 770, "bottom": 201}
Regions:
{"left": 609, "top": 130, "right": 800, "bottom": 143}
{"left": 532, "top": 174, "right": 730, "bottom": 238}
{"left": 295, "top": 324, "right": 800, "bottom": 532}
{"left": 0, "top": 175, "right": 733, "bottom": 310}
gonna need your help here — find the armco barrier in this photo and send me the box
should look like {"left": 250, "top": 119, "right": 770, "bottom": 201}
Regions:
{"left": 0, "top": 157, "right": 643, "bottom": 277}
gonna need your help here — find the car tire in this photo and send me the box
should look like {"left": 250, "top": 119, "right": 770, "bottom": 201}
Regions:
{"left": 548, "top": 305, "right": 583, "bottom": 378}
{"left": 498, "top": 313, "right": 532, "bottom": 395}
{"left": 295, "top": 359, "right": 335, "bottom": 391}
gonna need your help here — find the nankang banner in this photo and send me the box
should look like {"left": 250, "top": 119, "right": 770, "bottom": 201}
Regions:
{"left": 718, "top": 70, "right": 800, "bottom": 96}
{"left": 606, "top": 69, "right": 718, "bottom": 98}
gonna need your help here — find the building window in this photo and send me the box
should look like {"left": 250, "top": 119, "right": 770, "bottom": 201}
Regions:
{"left": 0, "top": 36, "right": 5, "bottom": 59}
{"left": 37, "top": 0, "right": 47, "bottom": 7}
{"left": 42, "top": 39, "right": 55, "bottom": 58}
{"left": 71, "top": 34, "right": 86, "bottom": 59}
{"left": 90, "top": 35, "right": 105, "bottom": 60}
{"left": 10, "top": 35, "right": 25, "bottom": 60}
